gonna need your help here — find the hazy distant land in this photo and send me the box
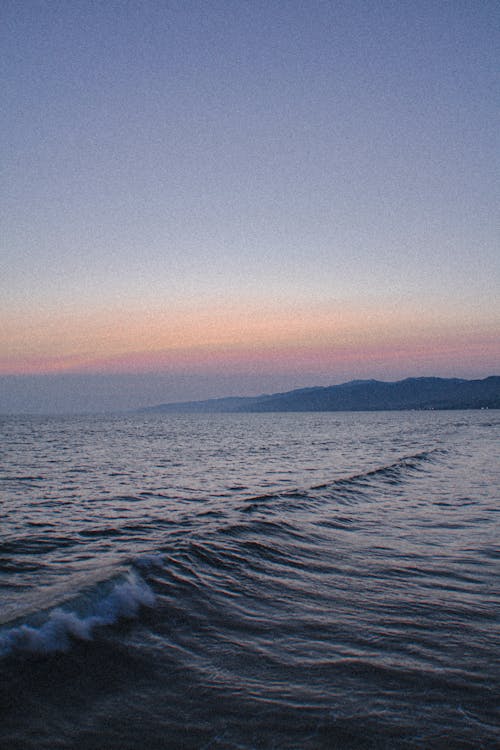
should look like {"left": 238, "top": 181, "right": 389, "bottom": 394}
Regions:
{"left": 140, "top": 376, "right": 500, "bottom": 414}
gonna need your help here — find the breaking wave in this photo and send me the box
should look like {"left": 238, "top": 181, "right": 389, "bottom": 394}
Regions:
{"left": 0, "top": 569, "right": 155, "bottom": 658}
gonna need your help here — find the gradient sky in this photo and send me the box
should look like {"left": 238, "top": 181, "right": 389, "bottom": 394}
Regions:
{"left": 2, "top": 0, "right": 499, "bottom": 412}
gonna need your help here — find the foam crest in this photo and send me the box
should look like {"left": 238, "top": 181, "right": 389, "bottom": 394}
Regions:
{"left": 0, "top": 570, "right": 155, "bottom": 658}
{"left": 133, "top": 553, "right": 166, "bottom": 571}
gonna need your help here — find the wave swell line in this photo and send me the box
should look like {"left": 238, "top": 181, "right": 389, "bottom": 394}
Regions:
{"left": 244, "top": 449, "right": 440, "bottom": 511}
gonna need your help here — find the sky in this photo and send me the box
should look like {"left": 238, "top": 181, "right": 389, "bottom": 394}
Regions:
{"left": 1, "top": 0, "right": 499, "bottom": 413}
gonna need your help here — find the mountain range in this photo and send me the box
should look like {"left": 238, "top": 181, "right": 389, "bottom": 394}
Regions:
{"left": 140, "top": 376, "right": 500, "bottom": 413}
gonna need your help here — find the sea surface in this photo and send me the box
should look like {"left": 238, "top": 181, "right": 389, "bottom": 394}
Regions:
{"left": 0, "top": 410, "right": 499, "bottom": 749}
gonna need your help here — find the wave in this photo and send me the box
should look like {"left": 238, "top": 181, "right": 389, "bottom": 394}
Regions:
{"left": 243, "top": 449, "right": 440, "bottom": 512}
{"left": 0, "top": 451, "right": 440, "bottom": 661}
{"left": 311, "top": 449, "right": 439, "bottom": 489}
{"left": 0, "top": 568, "right": 155, "bottom": 658}
{"left": 0, "top": 535, "right": 78, "bottom": 555}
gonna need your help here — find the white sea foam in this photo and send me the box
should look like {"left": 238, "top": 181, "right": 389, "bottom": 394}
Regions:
{"left": 133, "top": 553, "right": 166, "bottom": 571}
{"left": 0, "top": 570, "right": 155, "bottom": 657}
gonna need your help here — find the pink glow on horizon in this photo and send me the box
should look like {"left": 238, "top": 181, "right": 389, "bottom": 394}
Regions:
{"left": 2, "top": 331, "right": 499, "bottom": 378}
{"left": 2, "top": 300, "right": 499, "bottom": 378}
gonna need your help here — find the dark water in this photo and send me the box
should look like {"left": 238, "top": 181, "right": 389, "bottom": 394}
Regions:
{"left": 1, "top": 411, "right": 499, "bottom": 749}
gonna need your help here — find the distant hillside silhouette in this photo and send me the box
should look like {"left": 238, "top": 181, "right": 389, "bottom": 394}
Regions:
{"left": 141, "top": 376, "right": 500, "bottom": 413}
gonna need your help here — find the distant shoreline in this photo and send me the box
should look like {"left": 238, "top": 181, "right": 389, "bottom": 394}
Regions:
{"left": 140, "top": 376, "right": 500, "bottom": 414}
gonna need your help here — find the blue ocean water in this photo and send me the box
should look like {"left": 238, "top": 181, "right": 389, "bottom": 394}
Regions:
{"left": 0, "top": 411, "right": 499, "bottom": 749}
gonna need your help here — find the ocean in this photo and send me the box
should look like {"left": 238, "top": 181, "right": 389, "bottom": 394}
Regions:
{"left": 0, "top": 410, "right": 498, "bottom": 749}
